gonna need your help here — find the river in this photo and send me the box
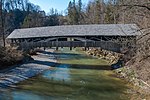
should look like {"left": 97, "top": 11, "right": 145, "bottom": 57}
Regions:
{"left": 0, "top": 48, "right": 130, "bottom": 100}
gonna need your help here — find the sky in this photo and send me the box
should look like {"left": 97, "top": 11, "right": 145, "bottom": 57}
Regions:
{"left": 30, "top": 0, "right": 90, "bottom": 14}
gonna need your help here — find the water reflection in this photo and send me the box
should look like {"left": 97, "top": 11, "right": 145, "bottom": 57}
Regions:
{"left": 0, "top": 48, "right": 130, "bottom": 100}
{"left": 43, "top": 64, "right": 71, "bottom": 82}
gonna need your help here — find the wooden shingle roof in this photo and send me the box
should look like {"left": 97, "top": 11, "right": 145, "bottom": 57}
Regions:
{"left": 7, "top": 24, "right": 141, "bottom": 39}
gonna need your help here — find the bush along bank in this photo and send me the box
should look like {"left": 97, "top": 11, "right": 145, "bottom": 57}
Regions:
{"left": 0, "top": 46, "right": 33, "bottom": 70}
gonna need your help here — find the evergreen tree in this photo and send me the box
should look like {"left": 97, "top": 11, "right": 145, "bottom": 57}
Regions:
{"left": 67, "top": 0, "right": 79, "bottom": 25}
{"left": 44, "top": 8, "right": 59, "bottom": 26}
{"left": 22, "top": 14, "right": 32, "bottom": 28}
{"left": 78, "top": 0, "right": 82, "bottom": 24}
{"left": 78, "top": 0, "right": 82, "bottom": 13}
{"left": 72, "top": 4, "right": 79, "bottom": 24}
{"left": 68, "top": 1, "right": 73, "bottom": 24}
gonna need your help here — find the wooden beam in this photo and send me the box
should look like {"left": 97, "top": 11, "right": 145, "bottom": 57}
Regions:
{"left": 18, "top": 40, "right": 121, "bottom": 53}
{"left": 84, "top": 37, "right": 87, "bottom": 51}
{"left": 56, "top": 38, "right": 59, "bottom": 50}
{"left": 70, "top": 38, "right": 72, "bottom": 50}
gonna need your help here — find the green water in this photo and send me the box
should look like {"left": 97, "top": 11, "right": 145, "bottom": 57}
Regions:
{"left": 0, "top": 48, "right": 130, "bottom": 100}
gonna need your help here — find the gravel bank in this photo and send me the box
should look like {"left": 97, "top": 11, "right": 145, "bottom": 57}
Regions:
{"left": 0, "top": 49, "right": 56, "bottom": 88}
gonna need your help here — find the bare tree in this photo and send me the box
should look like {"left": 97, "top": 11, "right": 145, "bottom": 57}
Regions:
{"left": 116, "top": 0, "right": 150, "bottom": 29}
{"left": 0, "top": 0, "right": 5, "bottom": 47}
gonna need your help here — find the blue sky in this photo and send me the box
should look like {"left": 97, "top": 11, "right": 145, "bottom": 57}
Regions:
{"left": 30, "top": 0, "right": 89, "bottom": 14}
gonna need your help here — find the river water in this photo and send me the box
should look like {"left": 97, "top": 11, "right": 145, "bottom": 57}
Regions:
{"left": 0, "top": 48, "right": 130, "bottom": 100}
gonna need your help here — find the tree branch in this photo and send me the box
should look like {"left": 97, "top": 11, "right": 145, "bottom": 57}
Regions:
{"left": 120, "top": 4, "right": 150, "bottom": 11}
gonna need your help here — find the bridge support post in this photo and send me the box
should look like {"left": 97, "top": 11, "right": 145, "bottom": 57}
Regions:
{"left": 56, "top": 38, "right": 59, "bottom": 51}
{"left": 84, "top": 38, "right": 87, "bottom": 51}
{"left": 70, "top": 42, "right": 72, "bottom": 51}
{"left": 56, "top": 47, "right": 59, "bottom": 50}
{"left": 84, "top": 47, "right": 87, "bottom": 51}
{"left": 70, "top": 46, "right": 72, "bottom": 50}
{"left": 70, "top": 38, "right": 73, "bottom": 50}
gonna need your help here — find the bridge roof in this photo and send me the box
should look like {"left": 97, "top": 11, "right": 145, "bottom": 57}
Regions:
{"left": 7, "top": 24, "right": 141, "bottom": 39}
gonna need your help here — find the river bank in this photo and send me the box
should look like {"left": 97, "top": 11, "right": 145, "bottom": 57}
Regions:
{"left": 0, "top": 49, "right": 56, "bottom": 88}
{"left": 115, "top": 67, "right": 150, "bottom": 100}
{"left": 84, "top": 47, "right": 150, "bottom": 100}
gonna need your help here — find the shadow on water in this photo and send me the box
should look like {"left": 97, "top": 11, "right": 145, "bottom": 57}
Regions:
{"left": 33, "top": 60, "right": 111, "bottom": 70}
{"left": 40, "top": 51, "right": 81, "bottom": 56}
{"left": 36, "top": 50, "right": 111, "bottom": 70}
{"left": 39, "top": 50, "right": 94, "bottom": 60}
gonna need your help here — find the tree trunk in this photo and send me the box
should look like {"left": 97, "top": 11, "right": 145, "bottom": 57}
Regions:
{"left": 0, "top": 0, "right": 5, "bottom": 47}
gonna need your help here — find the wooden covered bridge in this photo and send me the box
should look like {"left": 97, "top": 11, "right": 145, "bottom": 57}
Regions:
{"left": 7, "top": 24, "right": 141, "bottom": 52}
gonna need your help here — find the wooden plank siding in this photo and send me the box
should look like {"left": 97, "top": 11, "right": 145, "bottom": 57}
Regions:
{"left": 20, "top": 41, "right": 121, "bottom": 52}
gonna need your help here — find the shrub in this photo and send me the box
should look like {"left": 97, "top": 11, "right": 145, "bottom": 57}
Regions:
{"left": 0, "top": 46, "right": 24, "bottom": 70}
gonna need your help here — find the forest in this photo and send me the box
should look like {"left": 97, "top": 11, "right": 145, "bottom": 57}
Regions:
{"left": 0, "top": 0, "right": 149, "bottom": 44}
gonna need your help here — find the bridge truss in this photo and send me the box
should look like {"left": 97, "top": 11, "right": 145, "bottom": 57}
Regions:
{"left": 10, "top": 35, "right": 136, "bottom": 53}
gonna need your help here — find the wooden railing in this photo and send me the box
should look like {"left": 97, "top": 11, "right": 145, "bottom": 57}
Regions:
{"left": 20, "top": 41, "right": 121, "bottom": 52}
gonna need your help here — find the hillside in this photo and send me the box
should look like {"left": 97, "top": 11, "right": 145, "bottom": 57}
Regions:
{"left": 125, "top": 28, "right": 150, "bottom": 85}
